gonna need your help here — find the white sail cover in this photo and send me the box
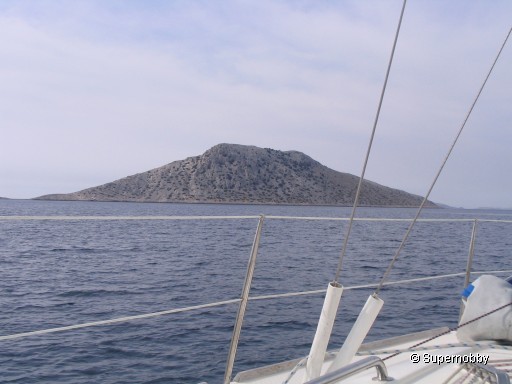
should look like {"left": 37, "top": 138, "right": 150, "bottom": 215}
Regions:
{"left": 457, "top": 275, "right": 512, "bottom": 342}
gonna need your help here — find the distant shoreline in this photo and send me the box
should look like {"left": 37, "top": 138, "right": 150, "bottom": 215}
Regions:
{"left": 29, "top": 197, "right": 441, "bottom": 209}
{"left": 5, "top": 198, "right": 512, "bottom": 210}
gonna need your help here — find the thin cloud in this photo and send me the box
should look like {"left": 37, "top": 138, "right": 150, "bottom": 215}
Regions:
{"left": 0, "top": 1, "right": 510, "bottom": 208}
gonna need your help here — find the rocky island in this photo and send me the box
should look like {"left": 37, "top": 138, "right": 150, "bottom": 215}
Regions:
{"left": 35, "top": 143, "right": 435, "bottom": 207}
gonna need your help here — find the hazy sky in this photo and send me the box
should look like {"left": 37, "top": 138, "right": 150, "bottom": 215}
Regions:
{"left": 1, "top": 1, "right": 510, "bottom": 208}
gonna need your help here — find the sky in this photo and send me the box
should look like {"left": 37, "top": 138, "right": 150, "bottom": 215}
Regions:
{"left": 1, "top": 1, "right": 511, "bottom": 208}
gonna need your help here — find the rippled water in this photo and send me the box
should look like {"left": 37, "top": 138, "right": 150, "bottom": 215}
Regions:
{"left": 1, "top": 200, "right": 512, "bottom": 383}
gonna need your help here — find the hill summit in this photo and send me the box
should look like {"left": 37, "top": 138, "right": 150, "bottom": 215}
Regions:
{"left": 36, "top": 143, "right": 434, "bottom": 206}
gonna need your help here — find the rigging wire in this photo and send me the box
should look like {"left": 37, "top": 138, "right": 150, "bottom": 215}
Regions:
{"left": 382, "top": 299, "right": 512, "bottom": 362}
{"left": 375, "top": 25, "right": 512, "bottom": 295}
{"left": 334, "top": 0, "right": 407, "bottom": 283}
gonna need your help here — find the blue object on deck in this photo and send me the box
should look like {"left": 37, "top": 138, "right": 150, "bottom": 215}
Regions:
{"left": 461, "top": 284, "right": 475, "bottom": 298}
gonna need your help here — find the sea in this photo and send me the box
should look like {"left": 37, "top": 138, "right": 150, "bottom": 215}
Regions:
{"left": 1, "top": 199, "right": 512, "bottom": 383}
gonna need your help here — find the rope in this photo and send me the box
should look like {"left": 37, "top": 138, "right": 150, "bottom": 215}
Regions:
{"left": 3, "top": 215, "right": 512, "bottom": 224}
{"left": 0, "top": 299, "right": 240, "bottom": 341}
{"left": 0, "top": 215, "right": 259, "bottom": 220}
{"left": 455, "top": 366, "right": 476, "bottom": 384}
{"left": 383, "top": 300, "right": 512, "bottom": 362}
{"left": 375, "top": 25, "right": 512, "bottom": 295}
{"left": 248, "top": 270, "right": 512, "bottom": 302}
{"left": 441, "top": 365, "right": 466, "bottom": 384}
{"left": 334, "top": 0, "right": 407, "bottom": 283}
{"left": 2, "top": 269, "right": 511, "bottom": 343}
{"left": 280, "top": 352, "right": 338, "bottom": 384}
{"left": 281, "top": 357, "right": 308, "bottom": 384}
{"left": 357, "top": 341, "right": 506, "bottom": 356}
{"left": 281, "top": 340, "right": 512, "bottom": 384}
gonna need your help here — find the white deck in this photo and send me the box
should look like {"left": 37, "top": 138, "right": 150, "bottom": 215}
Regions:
{"left": 233, "top": 328, "right": 512, "bottom": 383}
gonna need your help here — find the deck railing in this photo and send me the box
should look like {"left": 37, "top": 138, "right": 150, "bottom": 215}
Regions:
{"left": 1, "top": 215, "right": 512, "bottom": 382}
